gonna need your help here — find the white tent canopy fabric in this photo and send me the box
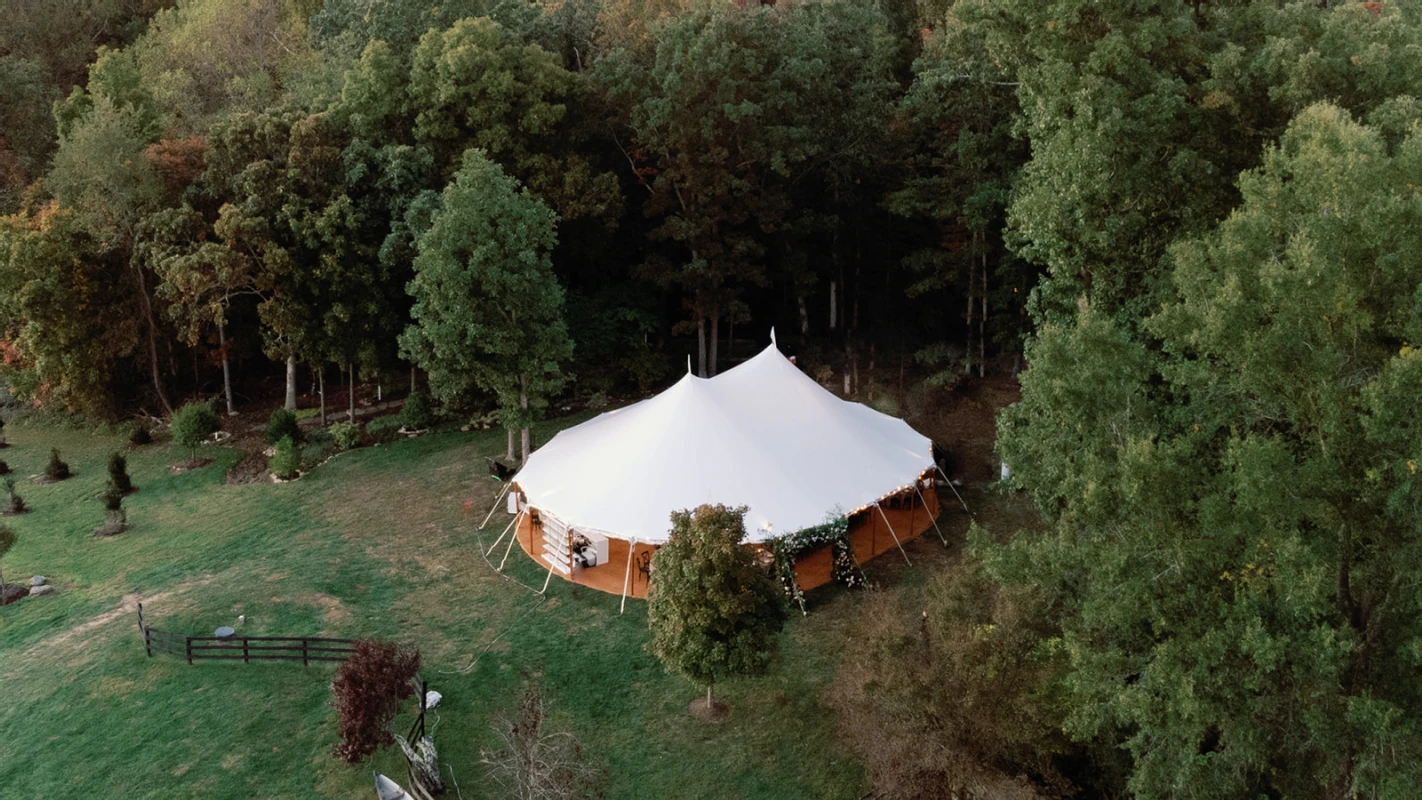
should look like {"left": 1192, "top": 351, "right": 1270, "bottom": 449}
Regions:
{"left": 512, "top": 336, "right": 936, "bottom": 544}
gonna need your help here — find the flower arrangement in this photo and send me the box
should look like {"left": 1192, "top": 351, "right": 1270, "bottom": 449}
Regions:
{"left": 769, "top": 508, "right": 867, "bottom": 614}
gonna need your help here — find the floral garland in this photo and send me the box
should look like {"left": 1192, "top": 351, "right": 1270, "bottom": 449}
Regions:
{"left": 769, "top": 509, "right": 867, "bottom": 614}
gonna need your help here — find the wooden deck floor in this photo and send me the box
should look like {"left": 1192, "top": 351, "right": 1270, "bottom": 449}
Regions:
{"left": 511, "top": 484, "right": 943, "bottom": 601}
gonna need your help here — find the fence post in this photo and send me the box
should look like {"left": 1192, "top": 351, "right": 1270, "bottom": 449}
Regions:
{"left": 185, "top": 636, "right": 193, "bottom": 665}
{"left": 137, "top": 603, "right": 151, "bottom": 658}
{"left": 302, "top": 639, "right": 308, "bottom": 667}
{"left": 242, "top": 637, "right": 249, "bottom": 664}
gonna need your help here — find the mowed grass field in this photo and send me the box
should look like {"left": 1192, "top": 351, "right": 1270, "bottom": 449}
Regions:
{"left": 0, "top": 413, "right": 995, "bottom": 799}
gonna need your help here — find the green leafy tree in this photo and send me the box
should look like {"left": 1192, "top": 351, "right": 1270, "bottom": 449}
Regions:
{"left": 0, "top": 56, "right": 59, "bottom": 213}
{"left": 170, "top": 400, "right": 219, "bottom": 461}
{"left": 647, "top": 504, "right": 785, "bottom": 710}
{"left": 400, "top": 150, "right": 573, "bottom": 463}
{"left": 996, "top": 104, "right": 1422, "bottom": 797}
{"left": 408, "top": 17, "right": 619, "bottom": 225}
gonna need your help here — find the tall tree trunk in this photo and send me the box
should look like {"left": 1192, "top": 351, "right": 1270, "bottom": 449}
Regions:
{"left": 131, "top": 253, "right": 173, "bottom": 415}
{"left": 349, "top": 361, "right": 356, "bottom": 424}
{"left": 507, "top": 428, "right": 515, "bottom": 462}
{"left": 798, "top": 295, "right": 809, "bottom": 339}
{"left": 219, "top": 322, "right": 234, "bottom": 415}
{"left": 285, "top": 355, "right": 297, "bottom": 410}
{"left": 697, "top": 315, "right": 707, "bottom": 378}
{"left": 318, "top": 368, "right": 326, "bottom": 427}
{"left": 411, "top": 366, "right": 417, "bottom": 394}
{"left": 707, "top": 683, "right": 713, "bottom": 707}
{"left": 966, "top": 232, "right": 977, "bottom": 379}
{"left": 829, "top": 280, "right": 837, "bottom": 330}
{"left": 519, "top": 374, "right": 531, "bottom": 464}
{"left": 709, "top": 315, "right": 719, "bottom": 377}
{"left": 980, "top": 249, "right": 988, "bottom": 378}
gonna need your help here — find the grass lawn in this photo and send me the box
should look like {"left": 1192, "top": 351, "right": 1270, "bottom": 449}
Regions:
{"left": 0, "top": 412, "right": 1005, "bottom": 799}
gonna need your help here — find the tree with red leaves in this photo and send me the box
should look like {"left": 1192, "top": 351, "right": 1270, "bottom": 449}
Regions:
{"left": 329, "top": 640, "right": 421, "bottom": 763}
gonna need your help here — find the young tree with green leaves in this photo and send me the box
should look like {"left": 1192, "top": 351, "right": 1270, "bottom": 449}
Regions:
{"left": 647, "top": 504, "right": 785, "bottom": 712}
{"left": 170, "top": 400, "right": 219, "bottom": 462}
{"left": 400, "top": 150, "right": 573, "bottom": 464}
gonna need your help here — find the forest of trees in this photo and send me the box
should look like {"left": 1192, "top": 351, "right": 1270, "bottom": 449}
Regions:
{"left": 6, "top": 0, "right": 1422, "bottom": 796}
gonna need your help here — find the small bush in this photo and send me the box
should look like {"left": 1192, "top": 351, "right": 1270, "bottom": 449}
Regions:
{"left": 269, "top": 435, "right": 301, "bottom": 479}
{"left": 107, "top": 452, "right": 133, "bottom": 494}
{"left": 129, "top": 425, "right": 152, "bottom": 446}
{"left": 265, "top": 408, "right": 303, "bottom": 446}
{"left": 329, "top": 422, "right": 361, "bottom": 450}
{"left": 481, "top": 680, "right": 600, "bottom": 800}
{"left": 3, "top": 477, "right": 26, "bottom": 515}
{"left": 0, "top": 461, "right": 10, "bottom": 476}
{"left": 171, "top": 402, "right": 220, "bottom": 460}
{"left": 46, "top": 448, "right": 70, "bottom": 481}
{"left": 365, "top": 415, "right": 403, "bottom": 445}
{"left": 400, "top": 392, "right": 433, "bottom": 430}
{"left": 330, "top": 640, "right": 421, "bottom": 763}
{"left": 102, "top": 484, "right": 124, "bottom": 512}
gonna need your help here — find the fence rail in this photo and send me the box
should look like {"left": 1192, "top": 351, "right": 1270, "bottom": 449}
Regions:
{"left": 137, "top": 603, "right": 357, "bottom": 665}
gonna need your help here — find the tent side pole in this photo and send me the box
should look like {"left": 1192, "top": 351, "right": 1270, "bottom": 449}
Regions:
{"left": 875, "top": 503, "right": 912, "bottom": 566}
{"left": 916, "top": 485, "right": 948, "bottom": 545}
{"left": 479, "top": 481, "right": 514, "bottom": 529}
{"left": 620, "top": 539, "right": 637, "bottom": 615}
{"left": 540, "top": 552, "right": 558, "bottom": 594}
{"left": 936, "top": 465, "right": 973, "bottom": 517}
{"left": 486, "top": 509, "right": 523, "bottom": 557}
{"left": 497, "top": 511, "right": 526, "bottom": 571}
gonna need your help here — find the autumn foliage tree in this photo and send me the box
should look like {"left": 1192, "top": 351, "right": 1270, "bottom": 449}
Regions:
{"left": 330, "top": 640, "right": 421, "bottom": 763}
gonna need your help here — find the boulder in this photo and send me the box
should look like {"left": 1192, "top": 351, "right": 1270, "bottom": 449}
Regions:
{"left": 29, "top": 575, "right": 46, "bottom": 586}
{"left": 28, "top": 584, "right": 54, "bottom": 596}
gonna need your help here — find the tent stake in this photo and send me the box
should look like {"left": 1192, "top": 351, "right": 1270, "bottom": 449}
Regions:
{"left": 478, "top": 481, "right": 514, "bottom": 529}
{"left": 620, "top": 539, "right": 637, "bottom": 615}
{"left": 936, "top": 465, "right": 973, "bottom": 518}
{"left": 497, "top": 511, "right": 526, "bottom": 571}
{"left": 915, "top": 485, "right": 947, "bottom": 545}
{"left": 486, "top": 509, "right": 523, "bottom": 557}
{"left": 874, "top": 503, "right": 912, "bottom": 566}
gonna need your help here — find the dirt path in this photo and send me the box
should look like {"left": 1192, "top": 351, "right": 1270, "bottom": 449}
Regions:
{"left": 14, "top": 575, "right": 219, "bottom": 664}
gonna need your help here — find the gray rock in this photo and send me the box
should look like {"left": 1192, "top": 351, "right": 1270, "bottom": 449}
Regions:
{"left": 29, "top": 575, "right": 46, "bottom": 586}
{"left": 28, "top": 584, "right": 53, "bottom": 596}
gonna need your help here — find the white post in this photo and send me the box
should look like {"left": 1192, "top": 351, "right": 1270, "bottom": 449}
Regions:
{"left": 479, "top": 481, "right": 514, "bottom": 529}
{"left": 620, "top": 538, "right": 637, "bottom": 615}
{"left": 915, "top": 484, "right": 947, "bottom": 545}
{"left": 486, "top": 509, "right": 523, "bottom": 557}
{"left": 540, "top": 553, "right": 558, "bottom": 594}
{"left": 498, "top": 512, "right": 525, "bottom": 571}
{"left": 874, "top": 503, "right": 912, "bottom": 566}
{"left": 936, "top": 465, "right": 973, "bottom": 517}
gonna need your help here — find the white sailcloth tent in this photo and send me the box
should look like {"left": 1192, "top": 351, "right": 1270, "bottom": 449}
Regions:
{"left": 512, "top": 334, "right": 935, "bottom": 545}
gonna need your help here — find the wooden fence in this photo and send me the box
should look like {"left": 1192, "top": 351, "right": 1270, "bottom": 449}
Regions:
{"left": 137, "top": 603, "right": 358, "bottom": 665}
